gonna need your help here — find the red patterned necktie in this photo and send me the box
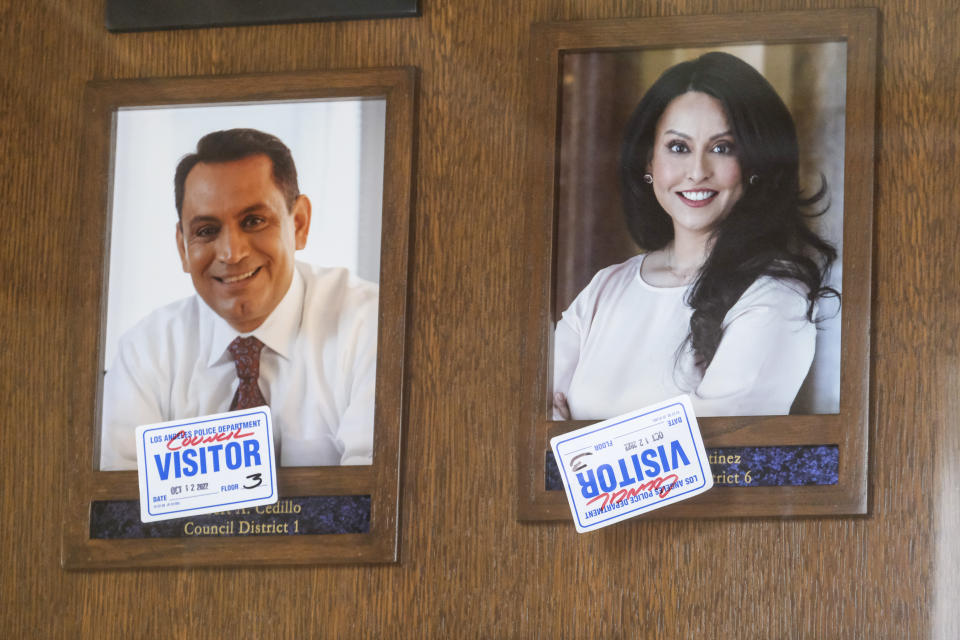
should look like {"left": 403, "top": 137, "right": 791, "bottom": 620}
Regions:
{"left": 228, "top": 336, "right": 267, "bottom": 410}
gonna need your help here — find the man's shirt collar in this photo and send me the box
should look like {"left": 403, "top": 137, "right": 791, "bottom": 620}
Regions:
{"left": 203, "top": 265, "right": 305, "bottom": 367}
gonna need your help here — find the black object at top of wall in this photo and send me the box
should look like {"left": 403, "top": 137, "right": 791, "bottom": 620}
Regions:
{"left": 106, "top": 0, "right": 420, "bottom": 33}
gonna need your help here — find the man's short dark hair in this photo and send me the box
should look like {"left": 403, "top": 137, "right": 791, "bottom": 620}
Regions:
{"left": 174, "top": 128, "right": 300, "bottom": 218}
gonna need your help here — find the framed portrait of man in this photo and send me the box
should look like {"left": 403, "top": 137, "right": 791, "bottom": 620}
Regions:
{"left": 62, "top": 67, "right": 415, "bottom": 567}
{"left": 517, "top": 11, "right": 877, "bottom": 521}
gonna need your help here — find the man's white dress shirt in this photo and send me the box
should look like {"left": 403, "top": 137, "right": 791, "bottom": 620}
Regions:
{"left": 100, "top": 261, "right": 378, "bottom": 470}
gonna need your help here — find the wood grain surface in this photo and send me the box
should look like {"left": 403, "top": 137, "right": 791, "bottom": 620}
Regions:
{"left": 2, "top": 0, "right": 958, "bottom": 637}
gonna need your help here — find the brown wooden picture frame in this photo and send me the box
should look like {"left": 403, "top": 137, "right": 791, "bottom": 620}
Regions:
{"left": 517, "top": 10, "right": 877, "bottom": 521}
{"left": 62, "top": 67, "right": 416, "bottom": 567}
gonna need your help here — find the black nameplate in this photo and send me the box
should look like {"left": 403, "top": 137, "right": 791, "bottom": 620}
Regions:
{"left": 106, "top": 0, "right": 420, "bottom": 32}
{"left": 546, "top": 446, "right": 839, "bottom": 491}
{"left": 90, "top": 495, "right": 370, "bottom": 538}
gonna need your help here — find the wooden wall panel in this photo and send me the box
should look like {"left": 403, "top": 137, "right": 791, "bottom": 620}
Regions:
{"left": 2, "top": 0, "right": 957, "bottom": 636}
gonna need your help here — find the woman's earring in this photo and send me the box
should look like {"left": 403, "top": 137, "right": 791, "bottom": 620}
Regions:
{"left": 643, "top": 173, "right": 653, "bottom": 184}
{"left": 749, "top": 174, "right": 760, "bottom": 185}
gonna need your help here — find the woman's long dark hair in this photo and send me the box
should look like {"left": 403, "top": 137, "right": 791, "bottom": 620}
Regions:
{"left": 621, "top": 51, "right": 838, "bottom": 369}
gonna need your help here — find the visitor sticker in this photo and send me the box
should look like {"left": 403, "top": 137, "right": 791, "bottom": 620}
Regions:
{"left": 135, "top": 406, "right": 277, "bottom": 523}
{"left": 550, "top": 395, "right": 713, "bottom": 533}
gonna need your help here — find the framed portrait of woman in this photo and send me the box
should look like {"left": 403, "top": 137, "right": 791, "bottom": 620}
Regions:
{"left": 517, "top": 10, "right": 877, "bottom": 520}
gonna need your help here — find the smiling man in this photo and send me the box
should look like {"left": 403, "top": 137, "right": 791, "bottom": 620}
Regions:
{"left": 100, "top": 128, "right": 378, "bottom": 470}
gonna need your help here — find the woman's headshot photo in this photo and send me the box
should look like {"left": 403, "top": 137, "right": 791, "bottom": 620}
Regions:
{"left": 551, "top": 44, "right": 846, "bottom": 420}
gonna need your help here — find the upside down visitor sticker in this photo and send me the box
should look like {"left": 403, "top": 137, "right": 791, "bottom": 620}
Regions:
{"left": 550, "top": 395, "right": 713, "bottom": 533}
{"left": 135, "top": 406, "right": 278, "bottom": 523}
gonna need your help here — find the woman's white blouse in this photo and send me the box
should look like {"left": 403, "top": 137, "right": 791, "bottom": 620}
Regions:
{"left": 553, "top": 254, "right": 815, "bottom": 419}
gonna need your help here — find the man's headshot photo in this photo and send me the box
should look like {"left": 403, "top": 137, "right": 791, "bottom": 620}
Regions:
{"left": 98, "top": 100, "right": 386, "bottom": 470}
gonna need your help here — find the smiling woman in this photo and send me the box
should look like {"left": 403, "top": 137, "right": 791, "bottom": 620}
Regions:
{"left": 644, "top": 91, "right": 744, "bottom": 263}
{"left": 552, "top": 51, "right": 839, "bottom": 420}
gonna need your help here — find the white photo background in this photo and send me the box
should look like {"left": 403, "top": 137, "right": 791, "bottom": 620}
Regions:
{"left": 104, "top": 99, "right": 386, "bottom": 370}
